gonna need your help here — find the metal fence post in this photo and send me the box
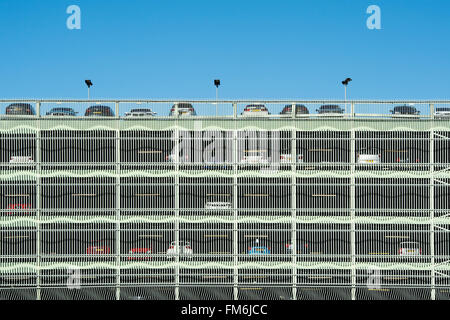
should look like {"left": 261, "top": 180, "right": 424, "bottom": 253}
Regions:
{"left": 115, "top": 116, "right": 121, "bottom": 300}
{"left": 36, "top": 101, "right": 40, "bottom": 117}
{"left": 291, "top": 129, "right": 297, "bottom": 300}
{"left": 430, "top": 129, "right": 435, "bottom": 300}
{"left": 36, "top": 118, "right": 41, "bottom": 300}
{"left": 233, "top": 128, "right": 238, "bottom": 300}
{"left": 174, "top": 124, "right": 180, "bottom": 300}
{"left": 350, "top": 127, "right": 356, "bottom": 300}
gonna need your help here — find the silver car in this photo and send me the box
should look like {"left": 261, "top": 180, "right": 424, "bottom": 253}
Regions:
{"left": 398, "top": 242, "right": 422, "bottom": 256}
{"left": 169, "top": 103, "right": 197, "bottom": 116}
{"left": 124, "top": 108, "right": 156, "bottom": 117}
{"left": 166, "top": 241, "right": 193, "bottom": 256}
{"left": 434, "top": 107, "right": 450, "bottom": 118}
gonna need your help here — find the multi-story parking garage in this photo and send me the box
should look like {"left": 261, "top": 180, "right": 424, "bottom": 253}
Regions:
{"left": 1, "top": 100, "right": 450, "bottom": 300}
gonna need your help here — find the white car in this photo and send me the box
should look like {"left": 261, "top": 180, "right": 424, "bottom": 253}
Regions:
{"left": 398, "top": 242, "right": 422, "bottom": 256}
{"left": 357, "top": 153, "right": 381, "bottom": 164}
{"left": 434, "top": 107, "right": 450, "bottom": 118}
{"left": 240, "top": 155, "right": 269, "bottom": 164}
{"left": 9, "top": 156, "right": 34, "bottom": 163}
{"left": 241, "top": 104, "right": 270, "bottom": 117}
{"left": 169, "top": 103, "right": 197, "bottom": 116}
{"left": 166, "top": 241, "right": 193, "bottom": 257}
{"left": 166, "top": 153, "right": 189, "bottom": 162}
{"left": 124, "top": 108, "right": 156, "bottom": 117}
{"left": 205, "top": 202, "right": 232, "bottom": 209}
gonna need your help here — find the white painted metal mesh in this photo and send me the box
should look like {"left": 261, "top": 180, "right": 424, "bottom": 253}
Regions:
{"left": 1, "top": 100, "right": 450, "bottom": 300}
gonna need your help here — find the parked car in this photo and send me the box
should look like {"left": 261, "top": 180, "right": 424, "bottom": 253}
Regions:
{"left": 280, "top": 104, "right": 309, "bottom": 115}
{"left": 248, "top": 246, "right": 271, "bottom": 255}
{"left": 5, "top": 103, "right": 35, "bottom": 115}
{"left": 241, "top": 104, "right": 270, "bottom": 117}
{"left": 285, "top": 242, "right": 309, "bottom": 254}
{"left": 46, "top": 107, "right": 77, "bottom": 116}
{"left": 165, "top": 152, "right": 189, "bottom": 162}
{"left": 398, "top": 242, "right": 422, "bottom": 256}
{"left": 357, "top": 149, "right": 381, "bottom": 164}
{"left": 85, "top": 105, "right": 114, "bottom": 117}
{"left": 9, "top": 156, "right": 34, "bottom": 163}
{"left": 241, "top": 155, "right": 269, "bottom": 164}
{"left": 127, "top": 247, "right": 152, "bottom": 260}
{"left": 86, "top": 245, "right": 111, "bottom": 254}
{"left": 434, "top": 107, "right": 450, "bottom": 118}
{"left": 169, "top": 103, "right": 196, "bottom": 116}
{"left": 280, "top": 153, "right": 304, "bottom": 163}
{"left": 395, "top": 155, "right": 421, "bottom": 163}
{"left": 6, "top": 203, "right": 32, "bottom": 215}
{"left": 124, "top": 108, "right": 156, "bottom": 117}
{"left": 240, "top": 150, "right": 269, "bottom": 164}
{"left": 204, "top": 202, "right": 232, "bottom": 210}
{"left": 166, "top": 241, "right": 193, "bottom": 256}
{"left": 316, "top": 104, "right": 344, "bottom": 115}
{"left": 390, "top": 105, "right": 420, "bottom": 116}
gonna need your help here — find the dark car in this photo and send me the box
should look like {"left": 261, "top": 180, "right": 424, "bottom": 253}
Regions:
{"left": 390, "top": 105, "right": 420, "bottom": 116}
{"left": 46, "top": 107, "right": 77, "bottom": 116}
{"left": 84, "top": 105, "right": 114, "bottom": 117}
{"left": 316, "top": 104, "right": 344, "bottom": 114}
{"left": 280, "top": 104, "right": 309, "bottom": 115}
{"left": 5, "top": 103, "right": 35, "bottom": 115}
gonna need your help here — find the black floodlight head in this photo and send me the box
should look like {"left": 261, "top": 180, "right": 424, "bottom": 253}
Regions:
{"left": 214, "top": 79, "right": 221, "bottom": 88}
{"left": 85, "top": 80, "right": 93, "bottom": 88}
{"left": 342, "top": 78, "right": 352, "bottom": 86}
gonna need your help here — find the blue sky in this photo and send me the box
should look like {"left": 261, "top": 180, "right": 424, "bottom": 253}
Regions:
{"left": 0, "top": 0, "right": 449, "bottom": 100}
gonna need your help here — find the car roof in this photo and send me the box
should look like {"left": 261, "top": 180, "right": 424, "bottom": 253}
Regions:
{"left": 284, "top": 104, "right": 307, "bottom": 108}
{"left": 321, "top": 104, "right": 340, "bottom": 108}
{"left": 51, "top": 107, "right": 73, "bottom": 110}
{"left": 87, "top": 105, "right": 111, "bottom": 109}
{"left": 394, "top": 105, "right": 416, "bottom": 109}
{"left": 246, "top": 104, "right": 266, "bottom": 108}
{"left": 130, "top": 108, "right": 153, "bottom": 112}
{"left": 50, "top": 108, "right": 74, "bottom": 112}
{"left": 172, "top": 103, "right": 193, "bottom": 108}
{"left": 7, "top": 103, "right": 32, "bottom": 107}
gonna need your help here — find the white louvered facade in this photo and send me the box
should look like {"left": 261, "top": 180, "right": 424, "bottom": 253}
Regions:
{"left": 1, "top": 100, "right": 450, "bottom": 300}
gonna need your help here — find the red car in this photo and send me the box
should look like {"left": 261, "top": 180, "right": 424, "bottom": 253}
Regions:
{"left": 128, "top": 247, "right": 152, "bottom": 260}
{"left": 5, "top": 203, "right": 32, "bottom": 215}
{"left": 86, "top": 245, "right": 111, "bottom": 254}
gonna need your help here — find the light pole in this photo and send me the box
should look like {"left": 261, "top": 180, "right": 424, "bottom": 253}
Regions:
{"left": 342, "top": 78, "right": 352, "bottom": 114}
{"left": 214, "top": 79, "right": 220, "bottom": 116}
{"left": 85, "top": 80, "right": 93, "bottom": 99}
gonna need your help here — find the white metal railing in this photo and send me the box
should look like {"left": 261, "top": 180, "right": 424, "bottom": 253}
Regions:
{"left": 0, "top": 100, "right": 450, "bottom": 119}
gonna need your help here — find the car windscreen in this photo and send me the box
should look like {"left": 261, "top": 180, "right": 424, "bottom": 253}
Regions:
{"left": 395, "top": 106, "right": 415, "bottom": 113}
{"left": 131, "top": 109, "right": 151, "bottom": 112}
